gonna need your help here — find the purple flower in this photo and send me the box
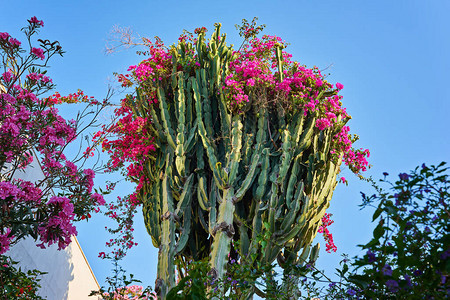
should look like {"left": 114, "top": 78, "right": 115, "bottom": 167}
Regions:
{"left": 386, "top": 279, "right": 399, "bottom": 292}
{"left": 404, "top": 275, "right": 412, "bottom": 288}
{"left": 383, "top": 172, "right": 389, "bottom": 176}
{"left": 399, "top": 173, "right": 409, "bottom": 181}
{"left": 347, "top": 289, "right": 356, "bottom": 296}
{"left": 382, "top": 264, "right": 393, "bottom": 276}
{"left": 440, "top": 250, "right": 450, "bottom": 260}
{"left": 367, "top": 250, "right": 376, "bottom": 263}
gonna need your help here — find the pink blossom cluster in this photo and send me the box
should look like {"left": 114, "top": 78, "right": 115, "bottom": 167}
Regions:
{"left": 31, "top": 47, "right": 45, "bottom": 60}
{"left": 100, "top": 98, "right": 155, "bottom": 189}
{"left": 332, "top": 125, "right": 370, "bottom": 174}
{"left": 221, "top": 33, "right": 369, "bottom": 174}
{"left": 37, "top": 196, "right": 77, "bottom": 250}
{"left": 0, "top": 32, "right": 21, "bottom": 48}
{"left": 44, "top": 89, "right": 97, "bottom": 105}
{"left": 318, "top": 213, "right": 337, "bottom": 253}
{"left": 28, "top": 16, "right": 44, "bottom": 27}
{"left": 0, "top": 229, "right": 14, "bottom": 255}
{"left": 127, "top": 37, "right": 171, "bottom": 84}
{"left": 102, "top": 285, "right": 156, "bottom": 300}
{"left": 26, "top": 72, "right": 52, "bottom": 84}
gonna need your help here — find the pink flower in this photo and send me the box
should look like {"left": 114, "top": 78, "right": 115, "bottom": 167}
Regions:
{"left": 8, "top": 38, "right": 21, "bottom": 47}
{"left": 0, "top": 32, "right": 10, "bottom": 40}
{"left": 2, "top": 71, "right": 13, "bottom": 83}
{"left": 92, "top": 193, "right": 106, "bottom": 205}
{"left": 0, "top": 228, "right": 14, "bottom": 255}
{"left": 316, "top": 118, "right": 331, "bottom": 130}
{"left": 31, "top": 47, "right": 45, "bottom": 60}
{"left": 336, "top": 82, "right": 344, "bottom": 90}
{"left": 28, "top": 16, "right": 44, "bottom": 27}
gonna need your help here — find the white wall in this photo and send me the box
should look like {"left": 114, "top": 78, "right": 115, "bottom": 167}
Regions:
{"left": 8, "top": 236, "right": 101, "bottom": 300}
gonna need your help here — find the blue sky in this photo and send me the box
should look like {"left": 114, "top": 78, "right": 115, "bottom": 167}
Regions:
{"left": 2, "top": 0, "right": 449, "bottom": 292}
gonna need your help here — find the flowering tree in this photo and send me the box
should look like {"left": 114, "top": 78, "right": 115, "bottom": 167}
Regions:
{"left": 0, "top": 17, "right": 108, "bottom": 296}
{"left": 97, "top": 19, "right": 369, "bottom": 298}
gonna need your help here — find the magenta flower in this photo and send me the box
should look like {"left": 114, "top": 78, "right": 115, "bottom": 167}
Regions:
{"left": 8, "top": 38, "right": 21, "bottom": 47}
{"left": 316, "top": 118, "right": 331, "bottom": 130}
{"left": 336, "top": 82, "right": 344, "bottom": 90}
{"left": 0, "top": 32, "right": 10, "bottom": 40}
{"left": 2, "top": 71, "right": 13, "bottom": 83}
{"left": 31, "top": 47, "right": 45, "bottom": 60}
{"left": 28, "top": 16, "right": 44, "bottom": 27}
{"left": 0, "top": 228, "right": 14, "bottom": 255}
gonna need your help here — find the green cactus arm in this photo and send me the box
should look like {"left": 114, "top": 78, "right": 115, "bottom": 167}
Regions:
{"left": 285, "top": 157, "right": 301, "bottom": 209}
{"left": 157, "top": 157, "right": 177, "bottom": 298}
{"left": 295, "top": 116, "right": 316, "bottom": 156}
{"left": 197, "top": 69, "right": 215, "bottom": 137}
{"left": 143, "top": 182, "right": 161, "bottom": 248}
{"left": 197, "top": 175, "right": 210, "bottom": 211}
{"left": 275, "top": 216, "right": 308, "bottom": 245}
{"left": 234, "top": 152, "right": 260, "bottom": 200}
{"left": 174, "top": 204, "right": 191, "bottom": 255}
{"left": 255, "top": 148, "right": 270, "bottom": 200}
{"left": 192, "top": 77, "right": 224, "bottom": 188}
{"left": 209, "top": 187, "right": 236, "bottom": 284}
{"left": 173, "top": 174, "right": 193, "bottom": 256}
{"left": 277, "top": 129, "right": 293, "bottom": 190}
{"left": 184, "top": 120, "right": 198, "bottom": 153}
{"left": 208, "top": 183, "right": 218, "bottom": 235}
{"left": 226, "top": 115, "right": 243, "bottom": 184}
{"left": 218, "top": 93, "right": 231, "bottom": 153}
{"left": 309, "top": 243, "right": 321, "bottom": 264}
{"left": 275, "top": 45, "right": 284, "bottom": 82}
{"left": 280, "top": 181, "right": 305, "bottom": 231}
{"left": 175, "top": 174, "right": 194, "bottom": 215}
{"left": 157, "top": 87, "right": 177, "bottom": 150}
{"left": 175, "top": 74, "right": 187, "bottom": 177}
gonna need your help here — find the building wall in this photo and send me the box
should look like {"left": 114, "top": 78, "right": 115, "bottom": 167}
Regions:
{"left": 8, "top": 236, "right": 101, "bottom": 300}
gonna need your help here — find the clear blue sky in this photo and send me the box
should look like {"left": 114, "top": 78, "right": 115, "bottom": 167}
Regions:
{"left": 2, "top": 0, "right": 449, "bottom": 292}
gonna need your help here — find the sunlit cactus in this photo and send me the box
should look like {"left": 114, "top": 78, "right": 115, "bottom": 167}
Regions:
{"left": 109, "top": 21, "right": 369, "bottom": 299}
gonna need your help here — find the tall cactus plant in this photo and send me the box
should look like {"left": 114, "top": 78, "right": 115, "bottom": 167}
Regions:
{"left": 103, "top": 21, "right": 369, "bottom": 299}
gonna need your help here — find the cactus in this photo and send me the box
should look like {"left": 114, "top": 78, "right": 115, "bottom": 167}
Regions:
{"left": 117, "top": 23, "right": 368, "bottom": 299}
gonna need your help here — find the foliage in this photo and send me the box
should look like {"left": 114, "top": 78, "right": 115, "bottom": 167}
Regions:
{"left": 0, "top": 255, "right": 45, "bottom": 300}
{"left": 346, "top": 162, "right": 449, "bottom": 298}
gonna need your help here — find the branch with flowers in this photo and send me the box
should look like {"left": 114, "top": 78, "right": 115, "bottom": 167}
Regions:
{"left": 0, "top": 17, "right": 111, "bottom": 296}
